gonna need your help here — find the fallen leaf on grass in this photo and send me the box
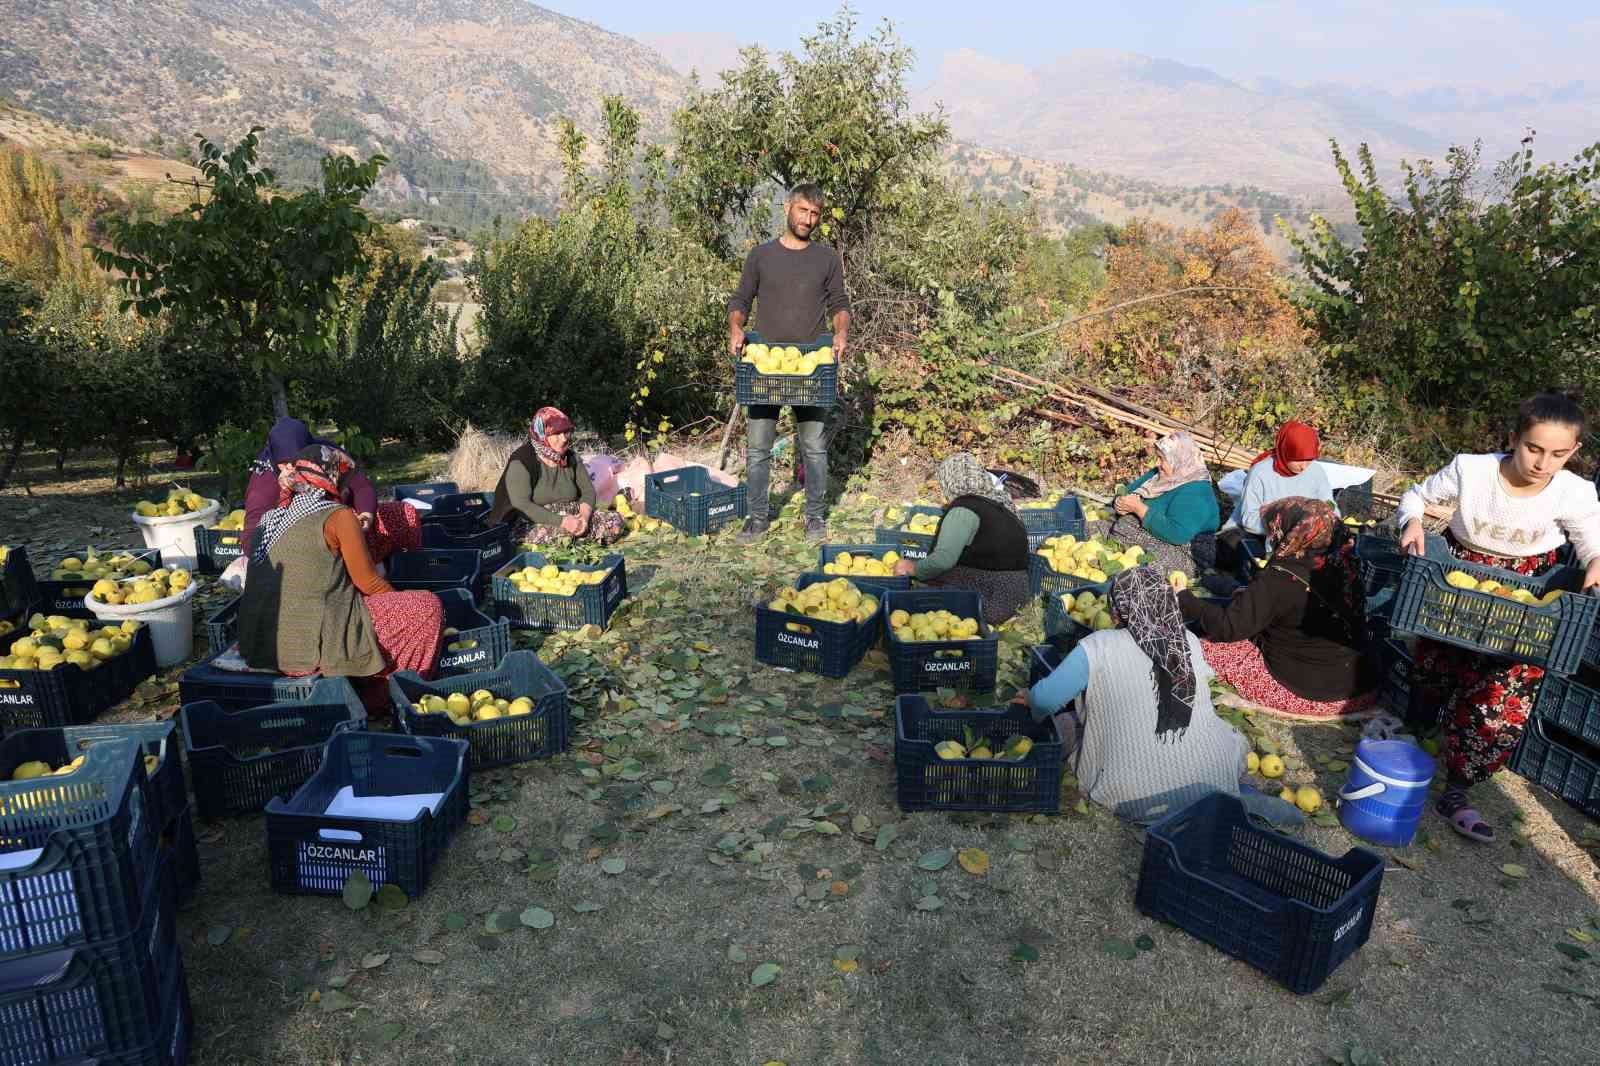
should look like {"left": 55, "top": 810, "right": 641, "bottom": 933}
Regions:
{"left": 600, "top": 857, "right": 626, "bottom": 875}
{"left": 1554, "top": 942, "right": 1592, "bottom": 962}
{"left": 874, "top": 825, "right": 899, "bottom": 851}
{"left": 520, "top": 906, "right": 555, "bottom": 930}
{"left": 727, "top": 944, "right": 748, "bottom": 963}
{"left": 412, "top": 949, "right": 445, "bottom": 965}
{"left": 373, "top": 885, "right": 408, "bottom": 911}
{"left": 1101, "top": 938, "right": 1138, "bottom": 960}
{"left": 206, "top": 924, "right": 232, "bottom": 946}
{"left": 361, "top": 952, "right": 390, "bottom": 970}
{"left": 957, "top": 848, "right": 989, "bottom": 876}
{"left": 572, "top": 900, "right": 605, "bottom": 913}
{"left": 342, "top": 871, "right": 373, "bottom": 912}
{"left": 467, "top": 809, "right": 491, "bottom": 827}
{"left": 442, "top": 912, "right": 468, "bottom": 932}
{"left": 1568, "top": 928, "right": 1595, "bottom": 944}
{"left": 750, "top": 962, "right": 781, "bottom": 987}
{"left": 319, "top": 988, "right": 359, "bottom": 1012}
{"left": 1500, "top": 863, "right": 1528, "bottom": 879}
{"left": 917, "top": 847, "right": 954, "bottom": 871}
{"left": 914, "top": 894, "right": 943, "bottom": 912}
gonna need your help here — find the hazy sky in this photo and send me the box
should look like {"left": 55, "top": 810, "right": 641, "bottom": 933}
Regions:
{"left": 550, "top": 1, "right": 1600, "bottom": 86}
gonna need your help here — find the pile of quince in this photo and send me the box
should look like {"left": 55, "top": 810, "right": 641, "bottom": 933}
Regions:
{"left": 822, "top": 550, "right": 901, "bottom": 578}
{"left": 1036, "top": 534, "right": 1146, "bottom": 579}
{"left": 441, "top": 626, "right": 478, "bottom": 653}
{"left": 411, "top": 688, "right": 536, "bottom": 727}
{"left": 1057, "top": 589, "right": 1115, "bottom": 631}
{"left": 895, "top": 512, "right": 940, "bottom": 536}
{"left": 1442, "top": 570, "right": 1562, "bottom": 606}
{"left": 933, "top": 726, "right": 1033, "bottom": 762}
{"left": 768, "top": 577, "right": 879, "bottom": 625}
{"left": 889, "top": 608, "right": 982, "bottom": 642}
{"left": 9, "top": 751, "right": 160, "bottom": 781}
{"left": 48, "top": 549, "right": 155, "bottom": 583}
{"left": 213, "top": 509, "right": 247, "bottom": 531}
{"left": 613, "top": 494, "right": 664, "bottom": 535}
{"left": 89, "top": 567, "right": 192, "bottom": 606}
{"left": 1242, "top": 748, "right": 1325, "bottom": 814}
{"left": 134, "top": 489, "right": 213, "bottom": 518}
{"left": 741, "top": 343, "right": 835, "bottom": 376}
{"left": 506, "top": 563, "right": 608, "bottom": 597}
{"left": 0, "top": 616, "right": 144, "bottom": 673}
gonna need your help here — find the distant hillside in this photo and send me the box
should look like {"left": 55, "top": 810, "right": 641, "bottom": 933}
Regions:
{"left": 0, "top": 101, "right": 203, "bottom": 217}
{"left": 917, "top": 49, "right": 1444, "bottom": 195}
{"left": 0, "top": 0, "right": 688, "bottom": 231}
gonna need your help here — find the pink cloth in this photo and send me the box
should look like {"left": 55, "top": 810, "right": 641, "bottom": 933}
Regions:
{"left": 1200, "top": 638, "right": 1377, "bottom": 720}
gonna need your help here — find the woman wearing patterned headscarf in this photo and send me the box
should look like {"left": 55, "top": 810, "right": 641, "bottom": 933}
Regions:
{"left": 237, "top": 444, "right": 444, "bottom": 709}
{"left": 1180, "top": 497, "right": 1377, "bottom": 720}
{"left": 239, "top": 417, "right": 420, "bottom": 563}
{"left": 487, "top": 407, "right": 623, "bottom": 545}
{"left": 1021, "top": 565, "right": 1248, "bottom": 822}
{"left": 889, "top": 452, "right": 1031, "bottom": 623}
{"left": 1112, "top": 432, "right": 1221, "bottom": 546}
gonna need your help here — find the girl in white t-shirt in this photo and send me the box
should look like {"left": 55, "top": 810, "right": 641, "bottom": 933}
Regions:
{"left": 1396, "top": 391, "right": 1600, "bottom": 843}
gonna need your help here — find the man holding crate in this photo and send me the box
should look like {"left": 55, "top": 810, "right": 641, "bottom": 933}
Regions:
{"left": 728, "top": 182, "right": 852, "bottom": 542}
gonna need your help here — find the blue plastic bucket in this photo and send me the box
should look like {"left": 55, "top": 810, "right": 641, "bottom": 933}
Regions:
{"left": 1338, "top": 739, "right": 1436, "bottom": 847}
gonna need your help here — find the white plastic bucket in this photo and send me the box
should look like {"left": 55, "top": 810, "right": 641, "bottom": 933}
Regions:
{"left": 131, "top": 500, "right": 220, "bottom": 571}
{"left": 84, "top": 581, "right": 199, "bottom": 666}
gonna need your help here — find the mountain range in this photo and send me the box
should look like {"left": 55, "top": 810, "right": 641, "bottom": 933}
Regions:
{"left": 2, "top": 1, "right": 1591, "bottom": 236}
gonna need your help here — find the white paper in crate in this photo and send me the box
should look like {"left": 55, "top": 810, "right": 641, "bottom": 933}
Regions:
{"left": 1216, "top": 461, "right": 1376, "bottom": 503}
{"left": 295, "top": 787, "right": 444, "bottom": 891}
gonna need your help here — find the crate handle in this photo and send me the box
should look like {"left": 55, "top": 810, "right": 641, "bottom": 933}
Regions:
{"left": 784, "top": 622, "right": 815, "bottom": 636}
{"left": 1338, "top": 782, "right": 1385, "bottom": 802}
{"left": 260, "top": 714, "right": 311, "bottom": 730}
{"left": 385, "top": 745, "right": 425, "bottom": 759}
{"left": 318, "top": 828, "right": 364, "bottom": 843}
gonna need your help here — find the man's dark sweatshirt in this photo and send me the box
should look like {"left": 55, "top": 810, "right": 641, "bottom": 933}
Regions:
{"left": 727, "top": 240, "right": 850, "bottom": 344}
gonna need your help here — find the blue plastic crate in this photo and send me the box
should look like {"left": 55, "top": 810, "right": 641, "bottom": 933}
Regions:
{"left": 0, "top": 625, "right": 156, "bottom": 733}
{"left": 491, "top": 551, "right": 627, "bottom": 631}
{"left": 644, "top": 467, "right": 748, "bottom": 535}
{"left": 1389, "top": 538, "right": 1597, "bottom": 674}
{"left": 1530, "top": 673, "right": 1600, "bottom": 749}
{"left": 812, "top": 544, "right": 911, "bottom": 592}
{"left": 192, "top": 524, "right": 244, "bottom": 575}
{"left": 179, "top": 677, "right": 367, "bottom": 820}
{"left": 2, "top": 721, "right": 186, "bottom": 847}
{"left": 1377, "top": 638, "right": 1424, "bottom": 726}
{"left": 389, "top": 650, "right": 570, "bottom": 770}
{"left": 754, "top": 574, "right": 883, "bottom": 679}
{"left": 1135, "top": 792, "right": 1384, "bottom": 995}
{"left": 203, "top": 595, "right": 240, "bottom": 657}
{"left": 421, "top": 517, "right": 516, "bottom": 572}
{"left": 882, "top": 588, "right": 1000, "bottom": 693}
{"left": 162, "top": 803, "right": 201, "bottom": 909}
{"left": 1, "top": 544, "right": 38, "bottom": 617}
{"left": 178, "top": 655, "right": 322, "bottom": 712}
{"left": 873, "top": 505, "right": 943, "bottom": 562}
{"left": 418, "top": 491, "right": 493, "bottom": 537}
{"left": 1016, "top": 496, "right": 1086, "bottom": 545}
{"left": 265, "top": 731, "right": 469, "bottom": 900}
{"left": 733, "top": 332, "right": 838, "bottom": 409}
{"left": 387, "top": 548, "right": 483, "bottom": 601}
{"left": 892, "top": 696, "right": 1065, "bottom": 813}
{"left": 0, "top": 736, "right": 158, "bottom": 960}
{"left": 0, "top": 851, "right": 180, "bottom": 1063}
{"left": 1509, "top": 717, "right": 1600, "bottom": 820}
{"left": 393, "top": 481, "right": 459, "bottom": 504}
{"left": 435, "top": 587, "right": 512, "bottom": 676}
{"left": 1041, "top": 582, "right": 1112, "bottom": 651}
{"left": 1027, "top": 644, "right": 1062, "bottom": 688}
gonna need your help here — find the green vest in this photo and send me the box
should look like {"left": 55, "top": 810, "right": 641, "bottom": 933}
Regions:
{"left": 238, "top": 504, "right": 385, "bottom": 677}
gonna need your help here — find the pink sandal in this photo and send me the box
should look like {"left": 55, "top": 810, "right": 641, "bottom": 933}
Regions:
{"left": 1437, "top": 788, "right": 1495, "bottom": 843}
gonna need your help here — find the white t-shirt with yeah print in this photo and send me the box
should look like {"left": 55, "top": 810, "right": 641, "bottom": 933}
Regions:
{"left": 1396, "top": 452, "right": 1600, "bottom": 563}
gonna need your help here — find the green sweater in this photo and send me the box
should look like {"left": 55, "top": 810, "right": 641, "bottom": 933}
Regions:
{"left": 1125, "top": 469, "right": 1222, "bottom": 545}
{"left": 493, "top": 445, "right": 597, "bottom": 527}
{"left": 914, "top": 507, "right": 981, "bottom": 580}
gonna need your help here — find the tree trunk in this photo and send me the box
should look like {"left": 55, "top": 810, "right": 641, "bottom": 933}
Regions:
{"left": 55, "top": 447, "right": 65, "bottom": 474}
{"left": 266, "top": 369, "right": 290, "bottom": 420}
{"left": 115, "top": 451, "right": 127, "bottom": 489}
{"left": 0, "top": 431, "right": 24, "bottom": 492}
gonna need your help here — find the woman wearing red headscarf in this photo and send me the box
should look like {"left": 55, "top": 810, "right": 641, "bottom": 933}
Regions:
{"left": 487, "top": 407, "right": 624, "bottom": 545}
{"left": 238, "top": 444, "right": 443, "bottom": 710}
{"left": 1232, "top": 422, "right": 1335, "bottom": 536}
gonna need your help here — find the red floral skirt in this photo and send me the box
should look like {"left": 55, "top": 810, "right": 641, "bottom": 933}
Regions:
{"left": 1200, "top": 638, "right": 1378, "bottom": 720}
{"left": 365, "top": 501, "right": 421, "bottom": 563}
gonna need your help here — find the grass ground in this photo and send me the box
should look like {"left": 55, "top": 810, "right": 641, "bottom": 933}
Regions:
{"left": 3, "top": 440, "right": 1598, "bottom": 1066}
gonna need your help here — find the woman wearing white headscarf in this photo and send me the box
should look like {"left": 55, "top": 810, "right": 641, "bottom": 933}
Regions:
{"left": 890, "top": 452, "right": 1031, "bottom": 623}
{"left": 1112, "top": 432, "right": 1220, "bottom": 545}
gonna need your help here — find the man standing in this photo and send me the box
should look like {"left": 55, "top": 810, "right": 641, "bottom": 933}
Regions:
{"left": 727, "top": 183, "right": 851, "bottom": 542}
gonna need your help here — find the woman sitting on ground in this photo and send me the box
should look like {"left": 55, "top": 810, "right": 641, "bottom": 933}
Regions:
{"left": 1019, "top": 566, "right": 1248, "bottom": 823}
{"left": 1214, "top": 420, "right": 1336, "bottom": 575}
{"left": 241, "top": 417, "right": 419, "bottom": 562}
{"left": 238, "top": 445, "right": 443, "bottom": 707}
{"left": 487, "top": 407, "right": 623, "bottom": 546}
{"left": 890, "top": 452, "right": 1031, "bottom": 624}
{"left": 1180, "top": 498, "right": 1377, "bottom": 719}
{"left": 1112, "top": 432, "right": 1221, "bottom": 545}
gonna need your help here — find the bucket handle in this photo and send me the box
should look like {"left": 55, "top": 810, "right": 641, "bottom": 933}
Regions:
{"left": 1339, "top": 782, "right": 1385, "bottom": 802}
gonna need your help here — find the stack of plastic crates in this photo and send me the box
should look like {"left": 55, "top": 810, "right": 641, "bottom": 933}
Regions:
{"left": 0, "top": 734, "right": 193, "bottom": 1063}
